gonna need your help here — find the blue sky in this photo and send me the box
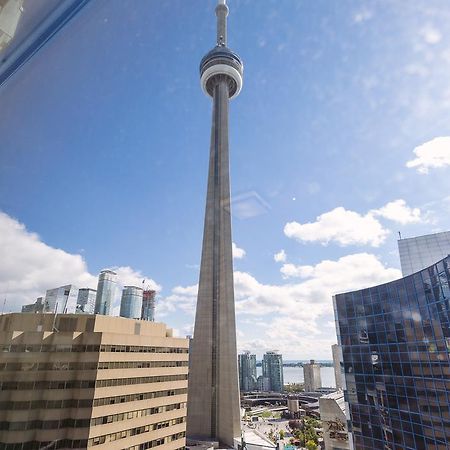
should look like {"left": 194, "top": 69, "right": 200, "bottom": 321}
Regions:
{"left": 1, "top": 0, "right": 450, "bottom": 360}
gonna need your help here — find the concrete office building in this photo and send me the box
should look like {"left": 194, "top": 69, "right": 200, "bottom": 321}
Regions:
{"left": 45, "top": 284, "right": 78, "bottom": 314}
{"left": 141, "top": 290, "right": 156, "bottom": 321}
{"left": 238, "top": 351, "right": 257, "bottom": 392}
{"left": 186, "top": 0, "right": 243, "bottom": 447}
{"left": 319, "top": 391, "right": 349, "bottom": 450}
{"left": 262, "top": 351, "right": 284, "bottom": 393}
{"left": 334, "top": 256, "right": 450, "bottom": 449}
{"left": 303, "top": 360, "right": 322, "bottom": 392}
{"left": 332, "top": 344, "right": 343, "bottom": 390}
{"left": 120, "top": 286, "right": 144, "bottom": 320}
{"left": 398, "top": 230, "right": 450, "bottom": 276}
{"left": 94, "top": 270, "right": 117, "bottom": 316}
{"left": 77, "top": 288, "right": 97, "bottom": 314}
{"left": 0, "top": 313, "right": 188, "bottom": 450}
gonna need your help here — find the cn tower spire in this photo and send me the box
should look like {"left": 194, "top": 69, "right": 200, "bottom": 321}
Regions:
{"left": 187, "top": 0, "right": 243, "bottom": 448}
{"left": 216, "top": 0, "right": 229, "bottom": 46}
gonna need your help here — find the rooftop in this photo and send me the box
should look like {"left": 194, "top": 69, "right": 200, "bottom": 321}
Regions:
{"left": 0, "top": 313, "right": 176, "bottom": 338}
{"left": 321, "top": 390, "right": 346, "bottom": 413}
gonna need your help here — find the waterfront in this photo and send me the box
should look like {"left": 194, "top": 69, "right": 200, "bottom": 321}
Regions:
{"left": 257, "top": 365, "right": 336, "bottom": 388}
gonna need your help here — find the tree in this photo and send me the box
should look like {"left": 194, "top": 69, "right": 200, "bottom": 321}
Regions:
{"left": 279, "top": 430, "right": 285, "bottom": 440}
{"left": 288, "top": 420, "right": 301, "bottom": 430}
{"left": 306, "top": 440, "right": 317, "bottom": 450}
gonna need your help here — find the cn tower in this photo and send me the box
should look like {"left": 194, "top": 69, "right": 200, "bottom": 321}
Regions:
{"left": 187, "top": 0, "right": 243, "bottom": 447}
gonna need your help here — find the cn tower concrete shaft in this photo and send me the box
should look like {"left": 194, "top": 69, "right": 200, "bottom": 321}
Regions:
{"left": 187, "top": 1, "right": 243, "bottom": 448}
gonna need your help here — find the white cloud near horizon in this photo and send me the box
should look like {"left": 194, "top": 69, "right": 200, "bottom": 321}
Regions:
{"left": 406, "top": 137, "right": 450, "bottom": 174}
{"left": 232, "top": 242, "right": 246, "bottom": 259}
{"left": 0, "top": 211, "right": 160, "bottom": 312}
{"left": 160, "top": 252, "right": 401, "bottom": 359}
{"left": 284, "top": 199, "right": 424, "bottom": 247}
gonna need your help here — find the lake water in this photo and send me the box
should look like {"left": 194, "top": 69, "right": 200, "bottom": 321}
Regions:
{"left": 256, "top": 366, "right": 336, "bottom": 388}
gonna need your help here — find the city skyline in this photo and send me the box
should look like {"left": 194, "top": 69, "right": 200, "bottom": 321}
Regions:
{"left": 2, "top": 1, "right": 450, "bottom": 360}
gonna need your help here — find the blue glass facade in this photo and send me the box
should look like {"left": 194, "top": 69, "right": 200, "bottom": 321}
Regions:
{"left": 120, "top": 286, "right": 143, "bottom": 319}
{"left": 262, "top": 351, "right": 284, "bottom": 393}
{"left": 334, "top": 256, "right": 450, "bottom": 450}
{"left": 94, "top": 270, "right": 117, "bottom": 315}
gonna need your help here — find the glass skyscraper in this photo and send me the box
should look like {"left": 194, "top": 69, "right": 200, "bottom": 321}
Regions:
{"left": 45, "top": 285, "right": 78, "bottom": 314}
{"left": 398, "top": 230, "right": 450, "bottom": 277}
{"left": 76, "top": 288, "right": 97, "bottom": 314}
{"left": 334, "top": 256, "right": 450, "bottom": 450}
{"left": 238, "top": 351, "right": 257, "bottom": 392}
{"left": 262, "top": 351, "right": 284, "bottom": 393}
{"left": 94, "top": 270, "right": 117, "bottom": 315}
{"left": 120, "top": 286, "right": 143, "bottom": 319}
{"left": 141, "top": 289, "right": 156, "bottom": 321}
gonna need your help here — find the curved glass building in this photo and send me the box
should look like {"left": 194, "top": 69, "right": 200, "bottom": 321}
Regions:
{"left": 120, "top": 286, "right": 143, "bottom": 320}
{"left": 334, "top": 256, "right": 450, "bottom": 449}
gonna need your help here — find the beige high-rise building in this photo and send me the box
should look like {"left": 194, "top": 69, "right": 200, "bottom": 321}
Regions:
{"left": 332, "top": 344, "right": 343, "bottom": 390}
{"left": 303, "top": 359, "right": 322, "bottom": 392}
{"left": 0, "top": 313, "right": 188, "bottom": 449}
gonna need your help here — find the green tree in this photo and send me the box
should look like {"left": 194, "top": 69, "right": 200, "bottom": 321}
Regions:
{"left": 279, "top": 430, "right": 285, "bottom": 440}
{"left": 306, "top": 440, "right": 317, "bottom": 450}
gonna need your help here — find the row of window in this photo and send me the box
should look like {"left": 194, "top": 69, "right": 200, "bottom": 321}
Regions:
{"left": 90, "top": 402, "right": 186, "bottom": 426}
{"left": 0, "top": 440, "right": 88, "bottom": 450}
{"left": 100, "top": 345, "right": 188, "bottom": 354}
{"left": 126, "top": 446, "right": 185, "bottom": 450}
{"left": 97, "top": 360, "right": 188, "bottom": 369}
{"left": 0, "top": 360, "right": 188, "bottom": 372}
{"left": 0, "top": 388, "right": 188, "bottom": 411}
{"left": 0, "top": 439, "right": 187, "bottom": 450}
{"left": 0, "top": 344, "right": 188, "bottom": 354}
{"left": 0, "top": 398, "right": 93, "bottom": 411}
{"left": 126, "top": 443, "right": 185, "bottom": 450}
{"left": 0, "top": 379, "right": 95, "bottom": 391}
{"left": 0, "top": 414, "right": 186, "bottom": 433}
{"left": 93, "top": 388, "right": 187, "bottom": 407}
{"left": 89, "top": 425, "right": 186, "bottom": 446}
{"left": 0, "top": 418, "right": 90, "bottom": 431}
{"left": 0, "top": 361, "right": 98, "bottom": 372}
{"left": 0, "top": 374, "right": 187, "bottom": 391}
{"left": 344, "top": 361, "right": 450, "bottom": 378}
{"left": 96, "top": 374, "right": 188, "bottom": 388}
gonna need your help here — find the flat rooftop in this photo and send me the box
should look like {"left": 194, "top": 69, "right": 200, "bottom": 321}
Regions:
{"left": 0, "top": 313, "right": 174, "bottom": 338}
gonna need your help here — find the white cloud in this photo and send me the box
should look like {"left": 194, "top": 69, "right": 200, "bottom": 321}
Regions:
{"left": 0, "top": 211, "right": 160, "bottom": 312}
{"left": 113, "top": 266, "right": 161, "bottom": 292}
{"left": 243, "top": 254, "right": 393, "bottom": 317}
{"left": 371, "top": 199, "right": 422, "bottom": 225}
{"left": 406, "top": 137, "right": 450, "bottom": 174}
{"left": 280, "top": 263, "right": 314, "bottom": 279}
{"left": 284, "top": 199, "right": 424, "bottom": 248}
{"left": 159, "top": 283, "right": 198, "bottom": 317}
{"left": 232, "top": 242, "right": 246, "bottom": 259}
{"left": 420, "top": 25, "right": 442, "bottom": 45}
{"left": 274, "top": 249, "right": 287, "bottom": 263}
{"left": 170, "top": 252, "right": 400, "bottom": 359}
{"left": 284, "top": 207, "right": 389, "bottom": 247}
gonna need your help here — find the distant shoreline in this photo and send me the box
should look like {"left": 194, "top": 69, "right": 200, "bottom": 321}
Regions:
{"left": 255, "top": 360, "right": 333, "bottom": 368}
